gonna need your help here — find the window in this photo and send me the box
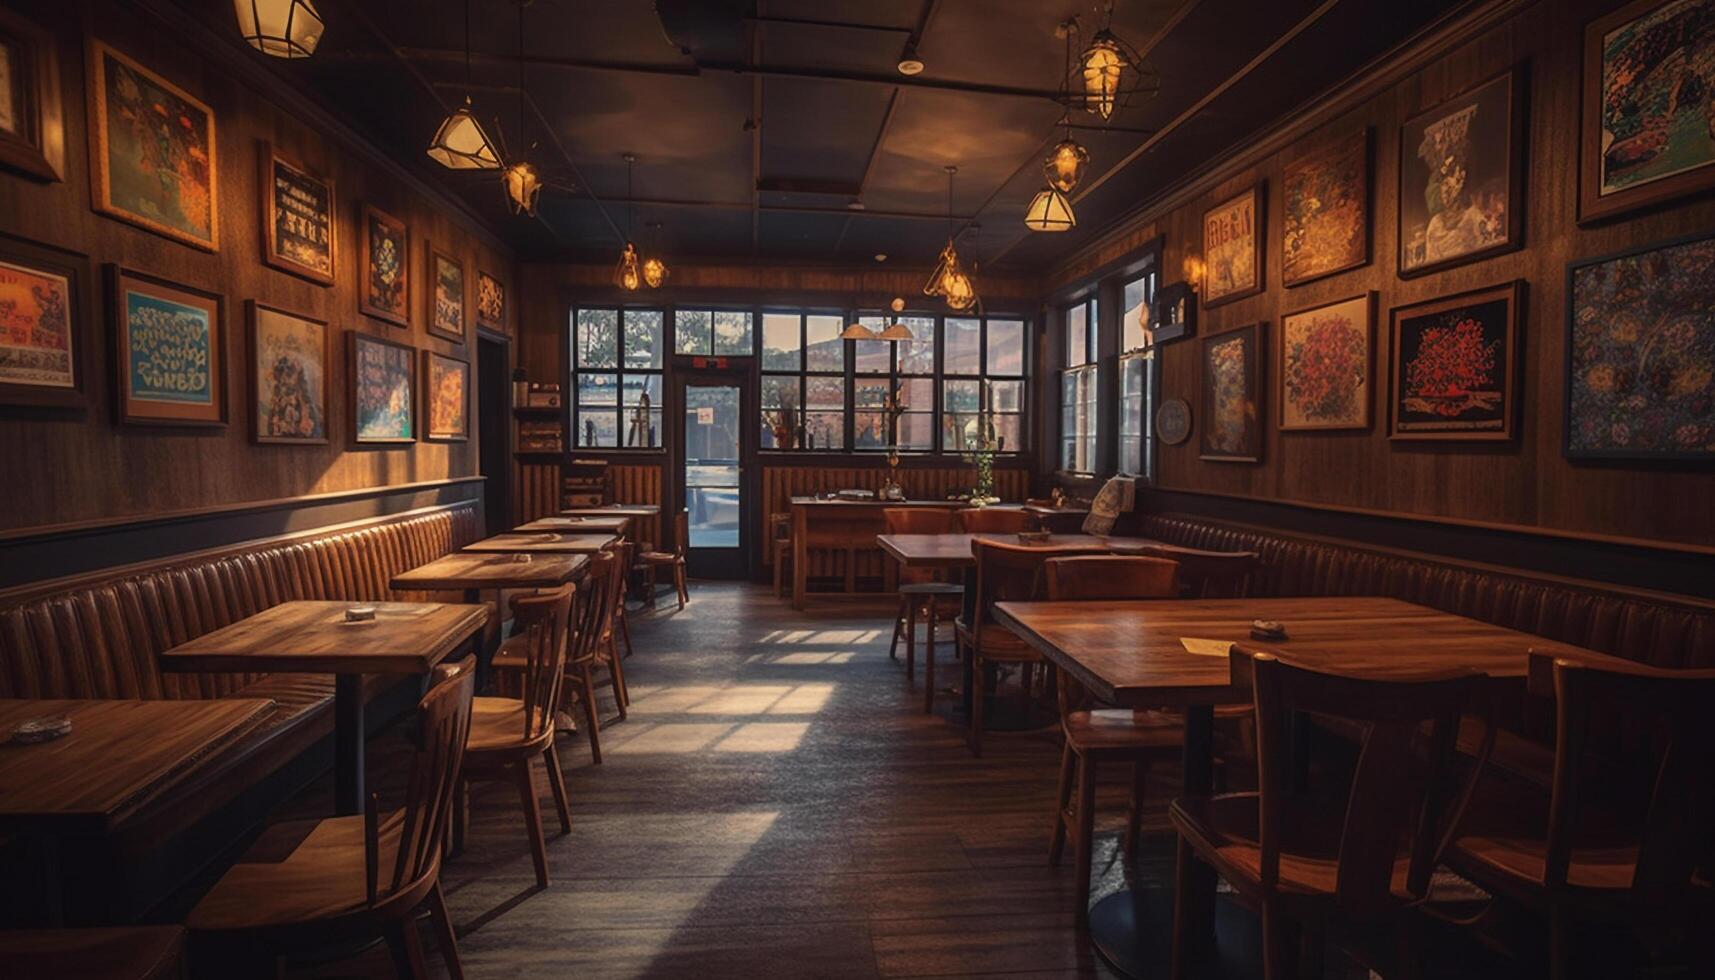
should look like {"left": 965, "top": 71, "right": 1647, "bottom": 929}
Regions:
{"left": 760, "top": 311, "right": 846, "bottom": 450}
{"left": 1118, "top": 270, "right": 1159, "bottom": 479}
{"left": 854, "top": 315, "right": 935, "bottom": 452}
{"left": 1061, "top": 296, "right": 1098, "bottom": 472}
{"left": 944, "top": 317, "right": 1026, "bottom": 454}
{"left": 572, "top": 307, "right": 663, "bottom": 448}
{"left": 675, "top": 308, "right": 753, "bottom": 357}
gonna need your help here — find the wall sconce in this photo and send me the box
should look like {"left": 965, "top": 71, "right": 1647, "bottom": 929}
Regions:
{"left": 1181, "top": 254, "right": 1205, "bottom": 293}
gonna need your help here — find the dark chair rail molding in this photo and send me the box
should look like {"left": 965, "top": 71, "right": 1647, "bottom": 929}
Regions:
{"left": 0, "top": 477, "right": 486, "bottom": 590}
{"left": 1141, "top": 488, "right": 1715, "bottom": 601}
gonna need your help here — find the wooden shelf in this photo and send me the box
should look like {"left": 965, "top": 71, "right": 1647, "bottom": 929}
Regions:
{"left": 512, "top": 405, "right": 562, "bottom": 417}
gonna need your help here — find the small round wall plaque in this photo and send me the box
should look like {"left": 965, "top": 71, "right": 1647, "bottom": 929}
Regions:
{"left": 1156, "top": 398, "right": 1192, "bottom": 445}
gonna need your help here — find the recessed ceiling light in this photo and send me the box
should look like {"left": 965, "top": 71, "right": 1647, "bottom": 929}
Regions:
{"left": 874, "top": 253, "right": 888, "bottom": 262}
{"left": 897, "top": 41, "right": 925, "bottom": 76}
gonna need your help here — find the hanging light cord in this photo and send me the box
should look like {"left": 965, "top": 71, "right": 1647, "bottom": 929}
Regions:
{"left": 516, "top": 2, "right": 525, "bottom": 150}
{"left": 464, "top": 0, "right": 473, "bottom": 89}
{"left": 627, "top": 157, "right": 635, "bottom": 243}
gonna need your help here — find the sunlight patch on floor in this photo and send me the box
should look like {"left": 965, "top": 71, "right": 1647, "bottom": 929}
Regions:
{"left": 632, "top": 683, "right": 836, "bottom": 716}
{"left": 712, "top": 722, "right": 811, "bottom": 753}
{"left": 758, "top": 627, "right": 884, "bottom": 645}
{"left": 751, "top": 651, "right": 858, "bottom": 665}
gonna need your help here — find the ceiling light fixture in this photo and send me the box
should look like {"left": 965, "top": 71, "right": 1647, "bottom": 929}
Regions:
{"left": 234, "top": 0, "right": 323, "bottom": 59}
{"left": 615, "top": 153, "right": 643, "bottom": 291}
{"left": 428, "top": 0, "right": 500, "bottom": 169}
{"left": 925, "top": 166, "right": 979, "bottom": 312}
{"left": 1023, "top": 187, "right": 1075, "bottom": 232}
{"left": 897, "top": 39, "right": 925, "bottom": 76}
{"left": 840, "top": 319, "right": 878, "bottom": 341}
{"left": 642, "top": 221, "right": 669, "bottom": 288}
{"left": 1064, "top": 3, "right": 1158, "bottom": 122}
{"left": 889, "top": 297, "right": 906, "bottom": 312}
{"left": 877, "top": 319, "right": 915, "bottom": 341}
{"left": 501, "top": 1, "right": 541, "bottom": 215}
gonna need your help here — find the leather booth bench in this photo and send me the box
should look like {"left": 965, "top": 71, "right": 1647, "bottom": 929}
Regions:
{"left": 0, "top": 501, "right": 482, "bottom": 924}
{"left": 1138, "top": 511, "right": 1715, "bottom": 789}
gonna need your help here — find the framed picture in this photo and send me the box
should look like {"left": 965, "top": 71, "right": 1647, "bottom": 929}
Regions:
{"left": 1200, "top": 323, "right": 1264, "bottom": 462}
{"left": 349, "top": 331, "right": 415, "bottom": 444}
{"left": 1566, "top": 231, "right": 1715, "bottom": 460}
{"left": 1282, "top": 128, "right": 1369, "bottom": 287}
{"left": 475, "top": 270, "right": 506, "bottom": 334}
{"left": 1388, "top": 281, "right": 1522, "bottom": 441}
{"left": 427, "top": 245, "right": 465, "bottom": 344}
{"left": 259, "top": 141, "right": 335, "bottom": 285}
{"left": 1581, "top": 0, "right": 1715, "bottom": 222}
{"left": 1155, "top": 397, "right": 1192, "bottom": 446}
{"left": 1278, "top": 293, "right": 1374, "bottom": 431}
{"left": 423, "top": 350, "right": 470, "bottom": 442}
{"left": 87, "top": 41, "right": 217, "bottom": 251}
{"left": 359, "top": 204, "right": 409, "bottom": 327}
{"left": 0, "top": 234, "right": 90, "bottom": 408}
{"left": 0, "top": 7, "right": 65, "bottom": 182}
{"left": 110, "top": 266, "right": 226, "bottom": 426}
{"left": 1201, "top": 183, "right": 1265, "bottom": 307}
{"left": 1149, "top": 281, "right": 1197, "bottom": 344}
{"left": 248, "top": 301, "right": 328, "bottom": 445}
{"left": 1398, "top": 68, "right": 1525, "bottom": 277}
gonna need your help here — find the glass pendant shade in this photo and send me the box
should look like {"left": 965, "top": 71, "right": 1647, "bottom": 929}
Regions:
{"left": 877, "top": 320, "right": 914, "bottom": 341}
{"left": 234, "top": 0, "right": 323, "bottom": 59}
{"left": 1080, "top": 32, "right": 1126, "bottom": 120}
{"left": 614, "top": 242, "right": 642, "bottom": 291}
{"left": 840, "top": 320, "right": 878, "bottom": 341}
{"left": 1045, "top": 137, "right": 1089, "bottom": 193}
{"left": 642, "top": 255, "right": 667, "bottom": 289}
{"left": 502, "top": 161, "right": 542, "bottom": 216}
{"left": 1023, "top": 188, "right": 1076, "bottom": 232}
{"left": 427, "top": 100, "right": 501, "bottom": 170}
{"left": 925, "top": 240, "right": 979, "bottom": 312}
{"left": 889, "top": 296, "right": 906, "bottom": 312}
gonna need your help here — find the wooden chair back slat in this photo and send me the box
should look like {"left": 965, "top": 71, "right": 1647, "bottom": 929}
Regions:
{"left": 571, "top": 551, "right": 617, "bottom": 668}
{"left": 1042, "top": 556, "right": 1180, "bottom": 602}
{"left": 1130, "top": 544, "right": 1260, "bottom": 598}
{"left": 969, "top": 539, "right": 1104, "bottom": 631}
{"left": 1544, "top": 657, "right": 1715, "bottom": 898}
{"left": 509, "top": 588, "right": 573, "bottom": 742}
{"left": 387, "top": 657, "right": 475, "bottom": 894}
{"left": 958, "top": 507, "right": 1030, "bottom": 534}
{"left": 673, "top": 510, "right": 689, "bottom": 559}
{"left": 1244, "top": 648, "right": 1487, "bottom": 914}
{"left": 884, "top": 508, "right": 960, "bottom": 535}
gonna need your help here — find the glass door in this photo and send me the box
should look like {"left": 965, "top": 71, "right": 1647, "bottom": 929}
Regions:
{"left": 678, "top": 380, "right": 750, "bottom": 578}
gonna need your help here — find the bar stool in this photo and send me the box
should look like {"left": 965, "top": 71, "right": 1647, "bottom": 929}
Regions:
{"left": 882, "top": 508, "right": 964, "bottom": 699}
{"left": 770, "top": 512, "right": 793, "bottom": 599}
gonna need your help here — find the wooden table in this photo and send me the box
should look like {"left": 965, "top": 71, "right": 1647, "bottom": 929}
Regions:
{"left": 160, "top": 601, "right": 486, "bottom": 815}
{"left": 0, "top": 698, "right": 273, "bottom": 834}
{"left": 390, "top": 551, "right": 588, "bottom": 593}
{"left": 877, "top": 532, "right": 1162, "bottom": 570}
{"left": 561, "top": 505, "right": 659, "bottom": 517}
{"left": 990, "top": 595, "right": 1598, "bottom": 979}
{"left": 464, "top": 532, "right": 618, "bottom": 554}
{"left": 516, "top": 515, "right": 631, "bottom": 535}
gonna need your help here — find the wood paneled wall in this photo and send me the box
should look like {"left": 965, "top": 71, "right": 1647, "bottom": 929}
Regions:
{"left": 761, "top": 465, "right": 1029, "bottom": 582}
{"left": 0, "top": 0, "right": 513, "bottom": 534}
{"left": 514, "top": 461, "right": 663, "bottom": 547}
{"left": 1048, "top": 0, "right": 1715, "bottom": 551}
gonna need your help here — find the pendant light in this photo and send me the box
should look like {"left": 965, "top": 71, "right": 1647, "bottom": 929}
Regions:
{"left": 428, "top": 0, "right": 500, "bottom": 170}
{"left": 1045, "top": 134, "right": 1090, "bottom": 193}
{"left": 924, "top": 166, "right": 979, "bottom": 313}
{"left": 642, "top": 220, "right": 669, "bottom": 288}
{"left": 878, "top": 317, "right": 915, "bottom": 341}
{"left": 1023, "top": 188, "right": 1075, "bottom": 232}
{"left": 614, "top": 154, "right": 643, "bottom": 291}
{"left": 501, "top": 1, "right": 541, "bottom": 214}
{"left": 1066, "top": 3, "right": 1157, "bottom": 122}
{"left": 234, "top": 0, "right": 323, "bottom": 59}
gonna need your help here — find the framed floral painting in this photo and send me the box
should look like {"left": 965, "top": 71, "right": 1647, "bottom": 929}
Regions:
{"left": 359, "top": 204, "right": 409, "bottom": 327}
{"left": 259, "top": 141, "right": 334, "bottom": 285}
{"left": 87, "top": 41, "right": 217, "bottom": 251}
{"left": 349, "top": 330, "right": 414, "bottom": 444}
{"left": 248, "top": 301, "right": 327, "bottom": 445}
{"left": 1398, "top": 68, "right": 1525, "bottom": 277}
{"left": 423, "top": 350, "right": 469, "bottom": 442}
{"left": 1200, "top": 323, "right": 1264, "bottom": 462}
{"left": 1201, "top": 184, "right": 1264, "bottom": 307}
{"left": 0, "top": 234, "right": 90, "bottom": 408}
{"left": 1566, "top": 231, "right": 1715, "bottom": 460}
{"left": 111, "top": 266, "right": 226, "bottom": 426}
{"left": 475, "top": 270, "right": 506, "bottom": 334}
{"left": 427, "top": 244, "right": 465, "bottom": 344}
{"left": 1278, "top": 293, "right": 1373, "bottom": 431}
{"left": 1388, "top": 281, "right": 1522, "bottom": 441}
{"left": 1282, "top": 128, "right": 1369, "bottom": 287}
{"left": 1581, "top": 0, "right": 1715, "bottom": 222}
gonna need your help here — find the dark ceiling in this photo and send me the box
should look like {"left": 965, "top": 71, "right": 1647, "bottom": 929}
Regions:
{"left": 186, "top": 0, "right": 1471, "bottom": 274}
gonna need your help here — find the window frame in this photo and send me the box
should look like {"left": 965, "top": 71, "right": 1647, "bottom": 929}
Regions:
{"left": 759, "top": 309, "right": 848, "bottom": 452}
{"left": 570, "top": 305, "right": 666, "bottom": 452}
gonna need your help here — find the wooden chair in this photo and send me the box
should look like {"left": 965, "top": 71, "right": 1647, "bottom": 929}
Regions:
{"left": 1043, "top": 555, "right": 1183, "bottom": 924}
{"left": 1443, "top": 655, "right": 1715, "bottom": 980}
{"left": 1131, "top": 544, "right": 1261, "bottom": 598}
{"left": 595, "top": 546, "right": 631, "bottom": 717}
{"left": 956, "top": 538, "right": 1104, "bottom": 755}
{"left": 1168, "top": 648, "right": 1492, "bottom": 980}
{"left": 0, "top": 927, "right": 186, "bottom": 979}
{"left": 460, "top": 589, "right": 573, "bottom": 888}
{"left": 639, "top": 509, "right": 689, "bottom": 609}
{"left": 883, "top": 508, "right": 964, "bottom": 694}
{"left": 770, "top": 512, "right": 793, "bottom": 599}
{"left": 187, "top": 659, "right": 477, "bottom": 979}
{"left": 957, "top": 506, "right": 1031, "bottom": 534}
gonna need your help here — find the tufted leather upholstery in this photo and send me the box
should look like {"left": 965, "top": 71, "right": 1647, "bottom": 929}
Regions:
{"left": 1139, "top": 514, "right": 1715, "bottom": 670}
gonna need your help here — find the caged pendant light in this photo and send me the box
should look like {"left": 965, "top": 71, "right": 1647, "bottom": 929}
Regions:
{"left": 1022, "top": 187, "right": 1075, "bottom": 232}
{"left": 1063, "top": 3, "right": 1158, "bottom": 122}
{"left": 501, "top": 1, "right": 542, "bottom": 214}
{"left": 234, "top": 0, "right": 324, "bottom": 59}
{"left": 641, "top": 221, "right": 669, "bottom": 288}
{"left": 924, "top": 166, "right": 979, "bottom": 312}
{"left": 428, "top": 0, "right": 500, "bottom": 170}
